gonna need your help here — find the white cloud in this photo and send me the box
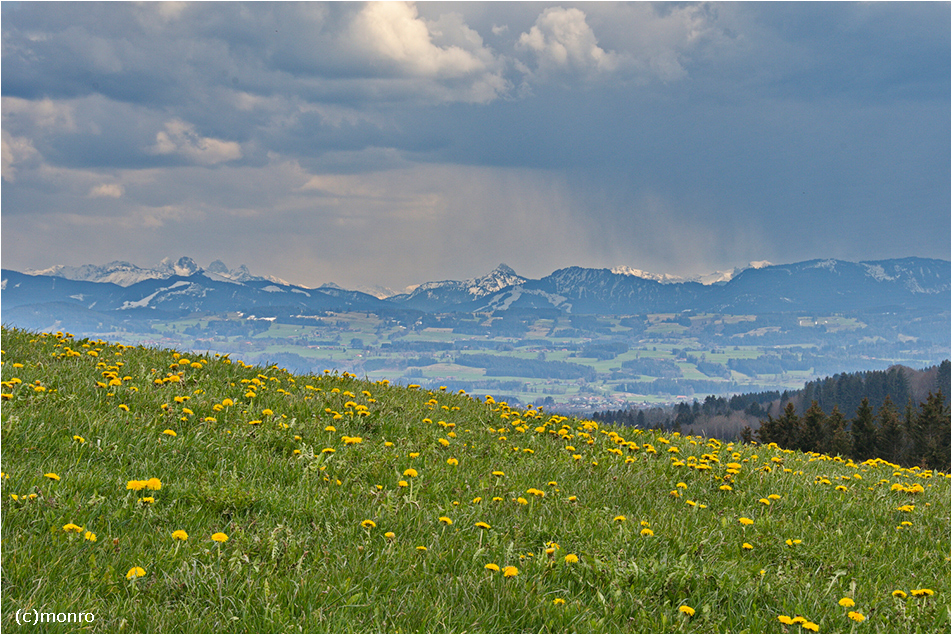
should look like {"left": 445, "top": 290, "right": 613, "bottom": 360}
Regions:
{"left": 351, "top": 2, "right": 483, "bottom": 78}
{"left": 1, "top": 97, "right": 77, "bottom": 132}
{"left": 347, "top": 1, "right": 508, "bottom": 103}
{"left": 1, "top": 130, "right": 40, "bottom": 182}
{"left": 516, "top": 7, "right": 620, "bottom": 77}
{"left": 149, "top": 119, "right": 242, "bottom": 165}
{"left": 88, "top": 183, "right": 124, "bottom": 198}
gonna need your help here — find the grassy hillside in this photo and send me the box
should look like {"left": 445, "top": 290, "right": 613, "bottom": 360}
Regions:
{"left": 1, "top": 327, "right": 949, "bottom": 633}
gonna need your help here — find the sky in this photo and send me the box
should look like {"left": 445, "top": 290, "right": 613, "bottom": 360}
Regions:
{"left": 2, "top": 1, "right": 949, "bottom": 292}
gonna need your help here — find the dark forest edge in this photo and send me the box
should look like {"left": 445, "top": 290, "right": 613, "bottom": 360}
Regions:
{"left": 593, "top": 361, "right": 951, "bottom": 471}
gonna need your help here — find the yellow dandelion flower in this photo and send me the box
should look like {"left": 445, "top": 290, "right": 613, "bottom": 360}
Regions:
{"left": 564, "top": 554, "right": 579, "bottom": 564}
{"left": 72, "top": 436, "right": 85, "bottom": 443}
{"left": 503, "top": 565, "right": 519, "bottom": 578}
{"left": 679, "top": 605, "right": 695, "bottom": 617}
{"left": 739, "top": 517, "right": 754, "bottom": 526}
{"left": 126, "top": 567, "right": 146, "bottom": 580}
{"left": 777, "top": 615, "right": 794, "bottom": 625}
{"left": 613, "top": 515, "right": 627, "bottom": 523}
{"left": 802, "top": 621, "right": 819, "bottom": 632}
{"left": 163, "top": 429, "right": 177, "bottom": 437}
{"left": 398, "top": 480, "right": 408, "bottom": 487}
{"left": 416, "top": 546, "right": 427, "bottom": 552}
{"left": 44, "top": 473, "right": 61, "bottom": 481}
{"left": 838, "top": 597, "right": 855, "bottom": 607}
{"left": 361, "top": 519, "right": 376, "bottom": 529}
{"left": 848, "top": 611, "right": 865, "bottom": 622}
{"left": 384, "top": 531, "right": 396, "bottom": 540}
{"left": 438, "top": 516, "right": 453, "bottom": 525}
{"left": 146, "top": 478, "right": 162, "bottom": 491}
{"left": 118, "top": 404, "right": 130, "bottom": 412}
{"left": 553, "top": 598, "right": 566, "bottom": 606}
{"left": 492, "top": 470, "right": 505, "bottom": 477}
{"left": 640, "top": 528, "right": 654, "bottom": 537}
{"left": 139, "top": 496, "right": 155, "bottom": 504}
{"left": 447, "top": 457, "right": 458, "bottom": 465}
{"left": 211, "top": 532, "right": 229, "bottom": 543}
{"left": 62, "top": 523, "right": 84, "bottom": 533}
{"left": 172, "top": 530, "right": 188, "bottom": 541}
{"left": 84, "top": 531, "right": 97, "bottom": 542}
{"left": 485, "top": 563, "right": 500, "bottom": 572}
{"left": 516, "top": 497, "right": 528, "bottom": 505}
{"left": 911, "top": 588, "right": 934, "bottom": 597}
{"left": 403, "top": 468, "right": 418, "bottom": 478}
{"left": 742, "top": 542, "right": 753, "bottom": 550}
{"left": 475, "top": 522, "right": 491, "bottom": 530}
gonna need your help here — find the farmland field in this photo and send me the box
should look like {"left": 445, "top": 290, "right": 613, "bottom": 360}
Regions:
{"left": 80, "top": 307, "right": 951, "bottom": 412}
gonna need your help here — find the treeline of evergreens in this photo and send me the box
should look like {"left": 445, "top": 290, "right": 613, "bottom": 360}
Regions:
{"left": 620, "top": 357, "right": 683, "bottom": 377}
{"left": 593, "top": 391, "right": 780, "bottom": 429}
{"left": 594, "top": 362, "right": 951, "bottom": 470}
{"left": 454, "top": 354, "right": 596, "bottom": 381}
{"left": 795, "top": 364, "right": 926, "bottom": 418}
{"left": 750, "top": 392, "right": 950, "bottom": 471}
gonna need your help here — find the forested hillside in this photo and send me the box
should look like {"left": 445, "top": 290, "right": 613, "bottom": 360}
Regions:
{"left": 595, "top": 362, "right": 951, "bottom": 470}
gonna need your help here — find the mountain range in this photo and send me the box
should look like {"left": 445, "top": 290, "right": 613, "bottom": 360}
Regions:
{"left": 2, "top": 257, "right": 949, "bottom": 333}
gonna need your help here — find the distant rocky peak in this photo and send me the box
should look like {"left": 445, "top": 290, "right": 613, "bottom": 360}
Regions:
{"left": 206, "top": 259, "right": 229, "bottom": 275}
{"left": 158, "top": 256, "right": 202, "bottom": 277}
{"left": 469, "top": 263, "right": 527, "bottom": 296}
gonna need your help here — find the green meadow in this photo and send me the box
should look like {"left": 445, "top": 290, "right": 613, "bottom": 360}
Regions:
{"left": 1, "top": 327, "right": 949, "bottom": 633}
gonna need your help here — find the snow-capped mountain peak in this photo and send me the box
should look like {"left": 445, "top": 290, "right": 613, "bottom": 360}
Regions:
{"left": 468, "top": 264, "right": 526, "bottom": 297}
{"left": 23, "top": 257, "right": 289, "bottom": 287}
{"left": 611, "top": 261, "right": 774, "bottom": 285}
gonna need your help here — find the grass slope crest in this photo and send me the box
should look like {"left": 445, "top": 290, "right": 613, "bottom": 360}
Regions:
{"left": 1, "top": 327, "right": 949, "bottom": 633}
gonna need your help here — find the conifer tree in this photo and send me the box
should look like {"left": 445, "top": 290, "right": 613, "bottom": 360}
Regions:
{"left": 850, "top": 398, "right": 878, "bottom": 461}
{"left": 775, "top": 402, "right": 800, "bottom": 449}
{"left": 799, "top": 401, "right": 826, "bottom": 453}
{"left": 917, "top": 391, "right": 951, "bottom": 470}
{"left": 904, "top": 398, "right": 926, "bottom": 467}
{"left": 876, "top": 395, "right": 904, "bottom": 465}
{"left": 826, "top": 406, "right": 851, "bottom": 458}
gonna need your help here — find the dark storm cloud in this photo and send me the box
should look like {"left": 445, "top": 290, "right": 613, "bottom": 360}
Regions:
{"left": 2, "top": 2, "right": 948, "bottom": 289}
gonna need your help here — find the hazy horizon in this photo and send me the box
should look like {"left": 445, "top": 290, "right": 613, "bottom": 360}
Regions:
{"left": 3, "top": 2, "right": 949, "bottom": 290}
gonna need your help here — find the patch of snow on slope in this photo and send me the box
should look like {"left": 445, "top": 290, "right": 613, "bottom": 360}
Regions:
{"left": 119, "top": 281, "right": 190, "bottom": 309}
